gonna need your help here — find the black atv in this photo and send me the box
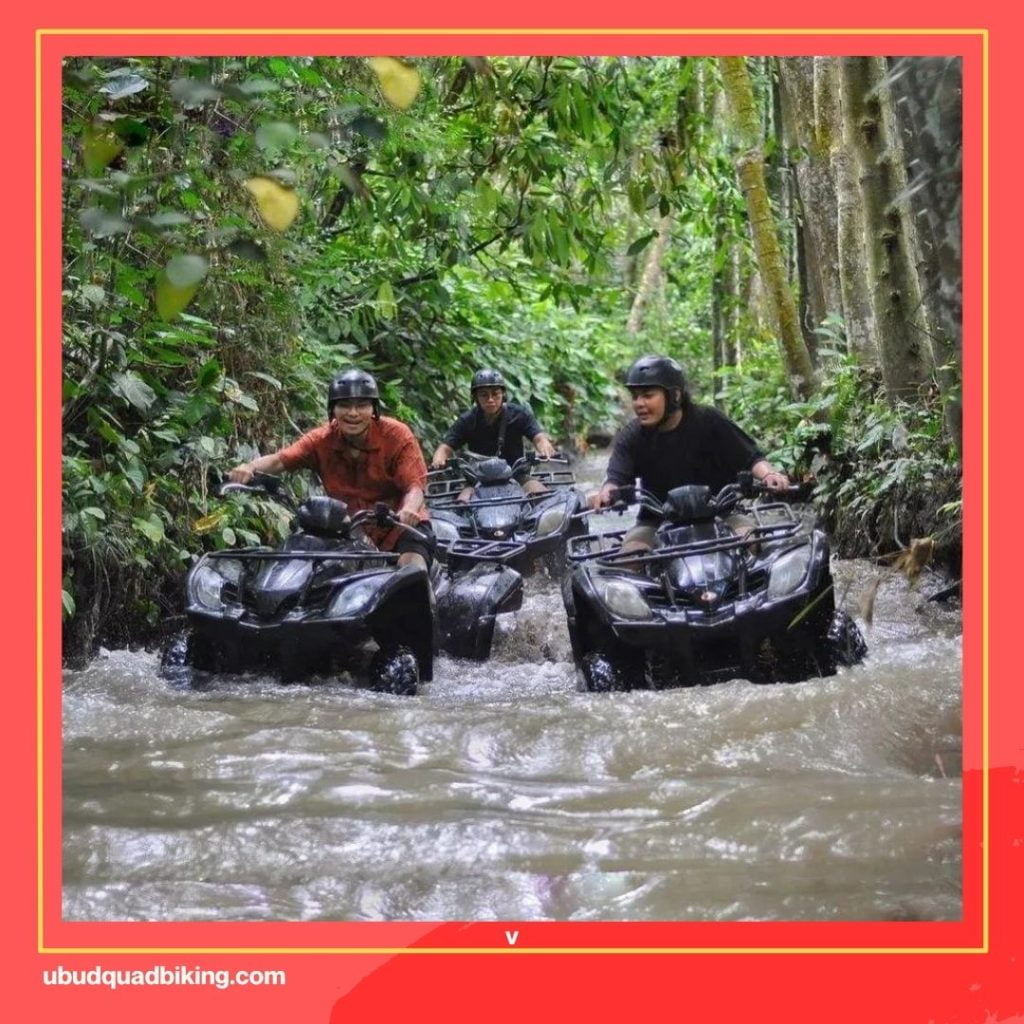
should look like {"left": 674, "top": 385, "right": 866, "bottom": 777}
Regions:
{"left": 423, "top": 453, "right": 589, "bottom": 661}
{"left": 159, "top": 475, "right": 434, "bottom": 694}
{"left": 426, "top": 452, "right": 589, "bottom": 578}
{"left": 562, "top": 473, "right": 867, "bottom": 692}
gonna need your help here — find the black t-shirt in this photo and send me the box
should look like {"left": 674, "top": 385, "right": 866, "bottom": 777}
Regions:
{"left": 606, "top": 404, "right": 765, "bottom": 521}
{"left": 443, "top": 402, "right": 544, "bottom": 463}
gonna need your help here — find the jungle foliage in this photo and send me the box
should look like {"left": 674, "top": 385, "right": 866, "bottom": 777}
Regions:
{"left": 61, "top": 55, "right": 963, "bottom": 661}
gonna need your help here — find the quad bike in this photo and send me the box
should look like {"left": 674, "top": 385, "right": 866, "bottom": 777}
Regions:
{"left": 426, "top": 452, "right": 588, "bottom": 578}
{"left": 423, "top": 453, "right": 589, "bottom": 660}
{"left": 562, "top": 473, "right": 867, "bottom": 692}
{"left": 159, "top": 474, "right": 434, "bottom": 694}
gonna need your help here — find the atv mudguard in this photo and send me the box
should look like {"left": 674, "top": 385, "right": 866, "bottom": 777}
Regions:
{"left": 361, "top": 564, "right": 436, "bottom": 682}
{"left": 435, "top": 562, "right": 524, "bottom": 660}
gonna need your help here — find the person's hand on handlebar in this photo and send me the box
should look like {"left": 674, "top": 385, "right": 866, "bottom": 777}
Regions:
{"left": 760, "top": 470, "right": 791, "bottom": 492}
{"left": 588, "top": 482, "right": 620, "bottom": 509}
{"left": 534, "top": 436, "right": 557, "bottom": 459}
{"left": 228, "top": 453, "right": 285, "bottom": 485}
{"left": 430, "top": 442, "right": 455, "bottom": 470}
{"left": 395, "top": 507, "right": 421, "bottom": 527}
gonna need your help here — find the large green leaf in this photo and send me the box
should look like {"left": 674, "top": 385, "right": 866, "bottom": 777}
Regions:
{"left": 132, "top": 514, "right": 165, "bottom": 543}
{"left": 110, "top": 371, "right": 157, "bottom": 413}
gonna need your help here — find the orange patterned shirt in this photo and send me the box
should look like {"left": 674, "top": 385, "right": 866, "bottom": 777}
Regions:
{"left": 277, "top": 416, "right": 428, "bottom": 550}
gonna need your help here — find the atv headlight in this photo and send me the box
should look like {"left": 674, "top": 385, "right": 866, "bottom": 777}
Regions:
{"left": 432, "top": 519, "right": 460, "bottom": 544}
{"left": 597, "top": 579, "right": 653, "bottom": 620}
{"left": 192, "top": 564, "right": 226, "bottom": 610}
{"left": 208, "top": 558, "right": 243, "bottom": 585}
{"left": 536, "top": 505, "right": 567, "bottom": 537}
{"left": 329, "top": 580, "right": 378, "bottom": 618}
{"left": 767, "top": 545, "right": 812, "bottom": 597}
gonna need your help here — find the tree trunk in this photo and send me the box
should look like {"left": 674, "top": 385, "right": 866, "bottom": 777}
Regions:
{"left": 625, "top": 213, "right": 674, "bottom": 335}
{"left": 778, "top": 57, "right": 844, "bottom": 353}
{"left": 825, "top": 58, "right": 878, "bottom": 365}
{"left": 718, "top": 56, "right": 817, "bottom": 399}
{"left": 840, "top": 57, "right": 931, "bottom": 404}
{"left": 886, "top": 56, "right": 962, "bottom": 455}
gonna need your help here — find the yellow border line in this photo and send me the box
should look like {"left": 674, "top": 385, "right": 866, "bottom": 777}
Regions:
{"left": 981, "top": 26, "right": 990, "bottom": 954}
{"left": 41, "top": 29, "right": 987, "bottom": 956}
{"left": 38, "top": 27, "right": 986, "bottom": 35}
{"left": 41, "top": 946, "right": 989, "bottom": 955}
{"left": 36, "top": 26, "right": 46, "bottom": 951}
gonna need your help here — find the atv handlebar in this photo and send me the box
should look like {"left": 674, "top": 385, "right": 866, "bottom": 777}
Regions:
{"left": 588, "top": 473, "right": 811, "bottom": 519}
{"left": 218, "top": 472, "right": 297, "bottom": 510}
{"left": 735, "top": 470, "right": 812, "bottom": 501}
{"left": 351, "top": 503, "right": 429, "bottom": 544}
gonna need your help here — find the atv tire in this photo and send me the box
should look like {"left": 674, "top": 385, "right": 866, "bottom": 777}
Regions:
{"left": 580, "top": 650, "right": 632, "bottom": 693}
{"left": 159, "top": 631, "right": 215, "bottom": 689}
{"left": 369, "top": 646, "right": 419, "bottom": 696}
{"left": 828, "top": 610, "right": 868, "bottom": 667}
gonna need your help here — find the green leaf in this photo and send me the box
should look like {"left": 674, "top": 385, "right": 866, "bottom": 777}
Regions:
{"left": 377, "top": 280, "right": 397, "bottom": 321}
{"left": 255, "top": 121, "right": 299, "bottom": 150}
{"left": 79, "top": 284, "right": 106, "bottom": 306}
{"left": 140, "top": 211, "right": 192, "bottom": 230}
{"left": 99, "top": 72, "right": 149, "bottom": 100}
{"left": 221, "top": 526, "right": 237, "bottom": 546}
{"left": 110, "top": 371, "right": 157, "bottom": 413}
{"left": 79, "top": 207, "right": 130, "bottom": 237}
{"left": 627, "top": 180, "right": 646, "bottom": 216}
{"left": 124, "top": 463, "right": 147, "bottom": 491}
{"left": 82, "top": 125, "right": 124, "bottom": 174}
{"left": 133, "top": 514, "right": 165, "bottom": 543}
{"left": 165, "top": 254, "right": 209, "bottom": 289}
{"left": 82, "top": 507, "right": 106, "bottom": 521}
{"left": 196, "top": 359, "right": 222, "bottom": 387}
{"left": 62, "top": 588, "right": 76, "bottom": 619}
{"left": 626, "top": 231, "right": 657, "bottom": 256}
{"left": 112, "top": 116, "right": 150, "bottom": 146}
{"left": 169, "top": 78, "right": 221, "bottom": 105}
{"left": 225, "top": 77, "right": 278, "bottom": 99}
{"left": 245, "top": 371, "right": 282, "bottom": 389}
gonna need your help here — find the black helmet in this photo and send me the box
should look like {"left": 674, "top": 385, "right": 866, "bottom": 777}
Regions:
{"left": 624, "top": 354, "right": 686, "bottom": 392}
{"left": 470, "top": 368, "right": 507, "bottom": 398}
{"left": 328, "top": 368, "right": 380, "bottom": 418}
{"left": 624, "top": 354, "right": 688, "bottom": 415}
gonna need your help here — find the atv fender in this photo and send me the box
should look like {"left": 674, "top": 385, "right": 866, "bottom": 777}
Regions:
{"left": 436, "top": 563, "right": 524, "bottom": 660}
{"left": 366, "top": 564, "right": 435, "bottom": 682}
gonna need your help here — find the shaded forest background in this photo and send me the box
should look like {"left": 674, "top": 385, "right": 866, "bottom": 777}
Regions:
{"left": 61, "top": 55, "right": 963, "bottom": 663}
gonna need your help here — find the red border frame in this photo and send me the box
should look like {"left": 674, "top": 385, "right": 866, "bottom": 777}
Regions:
{"left": 9, "top": 3, "right": 1018, "bottom": 1021}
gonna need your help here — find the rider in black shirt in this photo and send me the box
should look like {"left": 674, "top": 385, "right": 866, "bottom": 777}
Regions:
{"left": 591, "top": 355, "right": 790, "bottom": 551}
{"left": 431, "top": 368, "right": 557, "bottom": 500}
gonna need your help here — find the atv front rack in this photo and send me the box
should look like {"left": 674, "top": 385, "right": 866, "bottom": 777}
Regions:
{"left": 528, "top": 466, "right": 578, "bottom": 489}
{"left": 568, "top": 502, "right": 803, "bottom": 568}
{"left": 442, "top": 537, "right": 528, "bottom": 563}
{"left": 206, "top": 548, "right": 398, "bottom": 566}
{"left": 426, "top": 468, "right": 466, "bottom": 501}
{"left": 426, "top": 491, "right": 554, "bottom": 512}
{"left": 425, "top": 459, "right": 579, "bottom": 501}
